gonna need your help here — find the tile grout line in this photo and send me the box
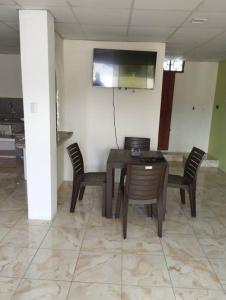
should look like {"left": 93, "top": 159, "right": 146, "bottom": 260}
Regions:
{"left": 194, "top": 231, "right": 226, "bottom": 292}
{"left": 66, "top": 189, "right": 95, "bottom": 300}
{"left": 160, "top": 236, "right": 177, "bottom": 300}
{"left": 9, "top": 218, "right": 53, "bottom": 299}
{"left": 182, "top": 207, "right": 226, "bottom": 293}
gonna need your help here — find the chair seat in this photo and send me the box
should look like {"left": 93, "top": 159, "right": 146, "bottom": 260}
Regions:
{"left": 82, "top": 172, "right": 106, "bottom": 185}
{"left": 168, "top": 174, "right": 191, "bottom": 188}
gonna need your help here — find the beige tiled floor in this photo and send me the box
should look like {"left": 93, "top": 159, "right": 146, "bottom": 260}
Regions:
{"left": 0, "top": 159, "right": 226, "bottom": 299}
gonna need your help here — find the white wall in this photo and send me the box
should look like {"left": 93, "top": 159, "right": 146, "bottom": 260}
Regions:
{"left": 62, "top": 40, "right": 165, "bottom": 180}
{"left": 55, "top": 33, "right": 64, "bottom": 130}
{"left": 55, "top": 33, "right": 65, "bottom": 189}
{"left": 20, "top": 10, "right": 57, "bottom": 220}
{"left": 0, "top": 54, "right": 22, "bottom": 98}
{"left": 169, "top": 61, "right": 218, "bottom": 153}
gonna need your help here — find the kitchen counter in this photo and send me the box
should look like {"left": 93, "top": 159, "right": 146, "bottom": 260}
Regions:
{"left": 15, "top": 131, "right": 73, "bottom": 149}
{"left": 57, "top": 131, "right": 73, "bottom": 145}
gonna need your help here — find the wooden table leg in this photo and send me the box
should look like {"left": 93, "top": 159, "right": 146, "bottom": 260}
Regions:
{"left": 112, "top": 168, "right": 115, "bottom": 197}
{"left": 106, "top": 163, "right": 113, "bottom": 218}
{"left": 162, "top": 163, "right": 169, "bottom": 218}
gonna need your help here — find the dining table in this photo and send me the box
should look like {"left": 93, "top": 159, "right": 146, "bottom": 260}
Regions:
{"left": 105, "top": 149, "right": 169, "bottom": 218}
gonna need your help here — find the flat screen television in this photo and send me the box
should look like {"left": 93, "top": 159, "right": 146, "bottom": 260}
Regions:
{"left": 92, "top": 49, "right": 157, "bottom": 89}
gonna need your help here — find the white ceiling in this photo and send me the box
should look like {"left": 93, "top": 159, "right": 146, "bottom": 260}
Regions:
{"left": 0, "top": 0, "right": 226, "bottom": 60}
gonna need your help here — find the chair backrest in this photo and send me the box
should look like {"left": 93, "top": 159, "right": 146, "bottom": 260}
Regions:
{"left": 67, "top": 143, "right": 84, "bottom": 176}
{"left": 125, "top": 163, "right": 166, "bottom": 201}
{"left": 184, "top": 147, "right": 205, "bottom": 183}
{"left": 124, "top": 137, "right": 150, "bottom": 151}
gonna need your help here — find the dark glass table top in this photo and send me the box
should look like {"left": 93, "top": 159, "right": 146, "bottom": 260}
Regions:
{"left": 107, "top": 149, "right": 166, "bottom": 166}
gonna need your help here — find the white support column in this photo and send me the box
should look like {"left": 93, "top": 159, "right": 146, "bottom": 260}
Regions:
{"left": 19, "top": 10, "right": 57, "bottom": 220}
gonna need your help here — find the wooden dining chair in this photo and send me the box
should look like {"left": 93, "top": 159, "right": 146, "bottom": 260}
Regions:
{"left": 67, "top": 143, "right": 106, "bottom": 214}
{"left": 116, "top": 162, "right": 167, "bottom": 238}
{"left": 120, "top": 137, "right": 150, "bottom": 189}
{"left": 168, "top": 147, "right": 205, "bottom": 217}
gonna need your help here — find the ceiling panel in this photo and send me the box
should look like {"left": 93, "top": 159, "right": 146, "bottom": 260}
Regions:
{"left": 131, "top": 10, "right": 190, "bottom": 27}
{"left": 198, "top": 0, "right": 226, "bottom": 13}
{"left": 186, "top": 49, "right": 226, "bottom": 61}
{"left": 82, "top": 25, "right": 127, "bottom": 36}
{"left": 0, "top": 6, "right": 19, "bottom": 22}
{"left": 166, "top": 42, "right": 194, "bottom": 55}
{"left": 16, "top": 0, "right": 68, "bottom": 6}
{"left": 68, "top": 0, "right": 132, "bottom": 9}
{"left": 127, "top": 35, "right": 167, "bottom": 42}
{"left": 55, "top": 22, "right": 83, "bottom": 36}
{"left": 183, "top": 12, "right": 226, "bottom": 29}
{"left": 134, "top": 0, "right": 202, "bottom": 11}
{"left": 168, "top": 28, "right": 224, "bottom": 46}
{"left": 0, "top": 0, "right": 225, "bottom": 59}
{"left": 0, "top": 46, "right": 20, "bottom": 54}
{"left": 0, "top": 22, "right": 18, "bottom": 36}
{"left": 73, "top": 7, "right": 130, "bottom": 26}
{"left": 18, "top": 6, "right": 77, "bottom": 22}
{"left": 129, "top": 26, "right": 176, "bottom": 40}
{"left": 3, "top": 21, "right": 19, "bottom": 31}
{"left": 208, "top": 32, "right": 226, "bottom": 49}
{"left": 0, "top": 0, "right": 17, "bottom": 4}
{"left": 85, "top": 34, "right": 126, "bottom": 41}
{"left": 44, "top": 6, "right": 76, "bottom": 22}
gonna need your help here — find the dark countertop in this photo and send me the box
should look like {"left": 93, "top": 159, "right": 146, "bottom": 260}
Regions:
{"left": 15, "top": 131, "right": 73, "bottom": 149}
{"left": 0, "top": 134, "right": 14, "bottom": 139}
{"left": 57, "top": 131, "right": 73, "bottom": 146}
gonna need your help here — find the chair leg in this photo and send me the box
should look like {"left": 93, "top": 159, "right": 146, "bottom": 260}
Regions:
{"left": 115, "top": 187, "right": 123, "bottom": 218}
{"left": 157, "top": 204, "right": 164, "bottom": 238}
{"left": 79, "top": 186, "right": 85, "bottom": 201}
{"left": 112, "top": 169, "right": 115, "bottom": 197}
{"left": 70, "top": 179, "right": 80, "bottom": 213}
{"left": 122, "top": 198, "right": 129, "bottom": 239}
{"left": 188, "top": 185, "right": 196, "bottom": 217}
{"left": 146, "top": 204, "right": 153, "bottom": 217}
{"left": 191, "top": 185, "right": 196, "bottom": 217}
{"left": 102, "top": 185, "right": 106, "bottom": 217}
{"left": 180, "top": 188, "right": 186, "bottom": 204}
{"left": 120, "top": 168, "right": 126, "bottom": 190}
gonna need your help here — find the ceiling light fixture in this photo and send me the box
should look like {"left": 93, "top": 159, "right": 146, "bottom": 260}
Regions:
{"left": 191, "top": 18, "right": 208, "bottom": 24}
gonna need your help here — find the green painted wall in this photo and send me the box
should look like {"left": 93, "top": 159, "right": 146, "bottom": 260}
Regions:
{"left": 208, "top": 60, "right": 226, "bottom": 172}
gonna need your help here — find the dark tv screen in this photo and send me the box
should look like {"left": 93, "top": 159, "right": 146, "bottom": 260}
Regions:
{"left": 92, "top": 49, "right": 157, "bottom": 89}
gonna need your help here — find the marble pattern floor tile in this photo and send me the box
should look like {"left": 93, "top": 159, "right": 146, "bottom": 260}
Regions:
{"left": 163, "top": 215, "right": 194, "bottom": 235}
{"left": 73, "top": 252, "right": 121, "bottom": 284}
{"left": 122, "top": 285, "right": 175, "bottom": 300}
{"left": 122, "top": 237, "right": 163, "bottom": 255}
{"left": 25, "top": 249, "right": 79, "bottom": 281}
{"left": 40, "top": 226, "right": 85, "bottom": 251}
{"left": 88, "top": 210, "right": 121, "bottom": 228}
{"left": 12, "top": 279, "right": 70, "bottom": 300}
{"left": 166, "top": 255, "right": 221, "bottom": 289}
{"left": 0, "top": 210, "right": 25, "bottom": 227}
{"left": 122, "top": 254, "right": 171, "bottom": 287}
{"left": 0, "top": 224, "right": 50, "bottom": 248}
{"left": 81, "top": 227, "right": 122, "bottom": 253}
{"left": 174, "top": 288, "right": 226, "bottom": 299}
{"left": 0, "top": 277, "right": 20, "bottom": 300}
{"left": 0, "top": 225, "right": 10, "bottom": 241}
{"left": 189, "top": 218, "right": 226, "bottom": 239}
{"left": 209, "top": 259, "right": 226, "bottom": 286}
{"left": 52, "top": 211, "right": 90, "bottom": 229}
{"left": 198, "top": 237, "right": 226, "bottom": 259}
{"left": 161, "top": 235, "right": 205, "bottom": 258}
{"left": 67, "top": 282, "right": 121, "bottom": 300}
{"left": 125, "top": 221, "right": 157, "bottom": 239}
{"left": 1, "top": 160, "right": 226, "bottom": 299}
{"left": 0, "top": 247, "right": 36, "bottom": 277}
